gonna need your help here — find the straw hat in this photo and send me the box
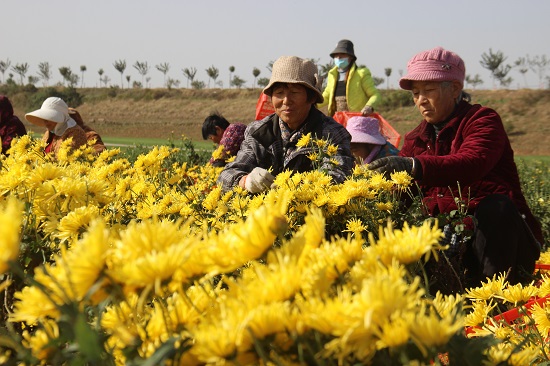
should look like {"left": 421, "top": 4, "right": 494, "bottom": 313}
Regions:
{"left": 263, "top": 56, "right": 323, "bottom": 103}
{"left": 346, "top": 116, "right": 386, "bottom": 145}
{"left": 25, "top": 97, "right": 75, "bottom": 127}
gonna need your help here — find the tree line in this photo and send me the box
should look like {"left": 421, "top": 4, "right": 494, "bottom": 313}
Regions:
{"left": 0, "top": 49, "right": 548, "bottom": 90}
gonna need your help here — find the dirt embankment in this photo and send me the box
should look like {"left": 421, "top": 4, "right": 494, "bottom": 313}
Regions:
{"left": 16, "top": 88, "right": 550, "bottom": 156}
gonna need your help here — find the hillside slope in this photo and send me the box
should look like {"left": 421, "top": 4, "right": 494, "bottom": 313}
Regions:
{"left": 14, "top": 88, "right": 550, "bottom": 156}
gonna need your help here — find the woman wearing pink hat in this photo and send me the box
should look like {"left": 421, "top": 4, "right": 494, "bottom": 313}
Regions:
{"left": 346, "top": 116, "right": 399, "bottom": 165}
{"left": 25, "top": 97, "right": 88, "bottom": 158}
{"left": 368, "top": 47, "right": 542, "bottom": 289}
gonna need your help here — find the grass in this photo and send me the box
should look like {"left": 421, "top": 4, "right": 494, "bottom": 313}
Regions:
{"left": 99, "top": 136, "right": 215, "bottom": 151}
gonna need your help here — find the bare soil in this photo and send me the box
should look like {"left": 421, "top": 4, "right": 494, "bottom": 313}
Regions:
{"left": 16, "top": 88, "right": 550, "bottom": 156}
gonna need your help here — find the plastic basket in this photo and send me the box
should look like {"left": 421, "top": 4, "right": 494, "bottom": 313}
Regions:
{"left": 332, "top": 111, "right": 401, "bottom": 148}
{"left": 255, "top": 93, "right": 275, "bottom": 121}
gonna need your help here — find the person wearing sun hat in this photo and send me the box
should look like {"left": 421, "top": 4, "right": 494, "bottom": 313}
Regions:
{"left": 317, "top": 39, "right": 381, "bottom": 117}
{"left": 25, "top": 97, "right": 87, "bottom": 158}
{"left": 218, "top": 55, "right": 354, "bottom": 193}
{"left": 346, "top": 116, "right": 399, "bottom": 165}
{"left": 368, "top": 46, "right": 543, "bottom": 289}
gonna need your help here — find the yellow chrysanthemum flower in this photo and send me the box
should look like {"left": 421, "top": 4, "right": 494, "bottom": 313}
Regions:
{"left": 21, "top": 319, "right": 59, "bottom": 362}
{"left": 295, "top": 133, "right": 311, "bottom": 148}
{"left": 0, "top": 196, "right": 23, "bottom": 274}
{"left": 370, "top": 221, "right": 444, "bottom": 265}
{"left": 497, "top": 282, "right": 538, "bottom": 306}
{"left": 326, "top": 144, "right": 338, "bottom": 156}
{"left": 530, "top": 299, "right": 550, "bottom": 337}
{"left": 409, "top": 306, "right": 464, "bottom": 356}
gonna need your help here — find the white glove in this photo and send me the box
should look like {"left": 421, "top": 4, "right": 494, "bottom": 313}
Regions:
{"left": 245, "top": 167, "right": 275, "bottom": 193}
{"left": 361, "top": 105, "right": 374, "bottom": 115}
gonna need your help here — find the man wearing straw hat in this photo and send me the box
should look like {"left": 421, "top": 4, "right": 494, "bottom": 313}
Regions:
{"left": 218, "top": 56, "right": 354, "bottom": 193}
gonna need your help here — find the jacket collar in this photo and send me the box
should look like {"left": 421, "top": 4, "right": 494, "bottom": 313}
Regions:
{"left": 252, "top": 107, "right": 324, "bottom": 148}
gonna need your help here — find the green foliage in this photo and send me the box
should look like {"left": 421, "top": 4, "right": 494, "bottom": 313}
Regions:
{"left": 26, "top": 87, "right": 83, "bottom": 110}
{"left": 378, "top": 89, "right": 415, "bottom": 109}
{"left": 516, "top": 159, "right": 550, "bottom": 249}
{"left": 257, "top": 77, "right": 269, "bottom": 88}
{"left": 117, "top": 135, "right": 210, "bottom": 166}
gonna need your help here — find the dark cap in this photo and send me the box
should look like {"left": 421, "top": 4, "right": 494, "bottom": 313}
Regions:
{"left": 330, "top": 39, "right": 356, "bottom": 59}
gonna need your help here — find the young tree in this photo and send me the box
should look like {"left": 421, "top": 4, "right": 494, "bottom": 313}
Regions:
{"left": 155, "top": 62, "right": 170, "bottom": 87}
{"left": 230, "top": 75, "right": 246, "bottom": 89}
{"left": 80, "top": 65, "right": 87, "bottom": 88}
{"left": 384, "top": 68, "right": 392, "bottom": 89}
{"left": 0, "top": 58, "right": 11, "bottom": 84}
{"left": 252, "top": 67, "right": 261, "bottom": 88}
{"left": 205, "top": 65, "right": 219, "bottom": 88}
{"left": 480, "top": 49, "right": 512, "bottom": 89}
{"left": 182, "top": 67, "right": 197, "bottom": 88}
{"left": 257, "top": 77, "right": 270, "bottom": 88}
{"left": 266, "top": 60, "right": 274, "bottom": 73}
{"left": 126, "top": 75, "right": 131, "bottom": 89}
{"left": 372, "top": 76, "right": 384, "bottom": 87}
{"left": 67, "top": 72, "right": 79, "bottom": 88}
{"left": 59, "top": 66, "right": 79, "bottom": 87}
{"left": 228, "top": 66, "right": 235, "bottom": 88}
{"left": 133, "top": 61, "right": 150, "bottom": 87}
{"left": 166, "top": 77, "right": 180, "bottom": 90}
{"left": 37, "top": 62, "right": 52, "bottom": 87}
{"left": 98, "top": 68, "right": 104, "bottom": 87}
{"left": 527, "top": 54, "right": 549, "bottom": 89}
{"left": 11, "top": 63, "right": 30, "bottom": 85}
{"left": 28, "top": 75, "right": 39, "bottom": 86}
{"left": 318, "top": 61, "right": 333, "bottom": 88}
{"left": 101, "top": 74, "right": 111, "bottom": 87}
{"left": 113, "top": 59, "right": 127, "bottom": 88}
{"left": 514, "top": 57, "right": 529, "bottom": 88}
{"left": 191, "top": 80, "right": 205, "bottom": 90}
{"left": 465, "top": 74, "right": 483, "bottom": 90}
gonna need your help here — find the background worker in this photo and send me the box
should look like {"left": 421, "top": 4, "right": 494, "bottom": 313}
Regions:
{"left": 0, "top": 95, "right": 27, "bottom": 155}
{"left": 318, "top": 39, "right": 381, "bottom": 117}
{"left": 202, "top": 112, "right": 246, "bottom": 167}
{"left": 345, "top": 116, "right": 399, "bottom": 165}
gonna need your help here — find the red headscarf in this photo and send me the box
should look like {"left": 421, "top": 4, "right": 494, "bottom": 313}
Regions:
{"left": 0, "top": 95, "right": 27, "bottom": 154}
{"left": 0, "top": 95, "right": 15, "bottom": 125}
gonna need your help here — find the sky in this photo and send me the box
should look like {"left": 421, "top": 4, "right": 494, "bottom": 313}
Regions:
{"left": 3, "top": 0, "right": 549, "bottom": 90}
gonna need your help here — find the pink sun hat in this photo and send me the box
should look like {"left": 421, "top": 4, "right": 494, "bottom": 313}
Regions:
{"left": 346, "top": 116, "right": 386, "bottom": 145}
{"left": 399, "top": 46, "right": 465, "bottom": 90}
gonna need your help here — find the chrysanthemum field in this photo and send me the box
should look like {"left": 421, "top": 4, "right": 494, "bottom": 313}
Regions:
{"left": 0, "top": 136, "right": 549, "bottom": 365}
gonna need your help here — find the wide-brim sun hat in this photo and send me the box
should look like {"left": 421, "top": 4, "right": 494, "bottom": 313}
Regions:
{"left": 346, "top": 116, "right": 386, "bottom": 145}
{"left": 329, "top": 39, "right": 356, "bottom": 59}
{"left": 263, "top": 56, "right": 324, "bottom": 103}
{"left": 25, "top": 97, "right": 74, "bottom": 127}
{"left": 399, "top": 46, "right": 465, "bottom": 90}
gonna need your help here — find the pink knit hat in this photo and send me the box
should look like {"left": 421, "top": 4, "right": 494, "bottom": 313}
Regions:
{"left": 399, "top": 47, "right": 465, "bottom": 90}
{"left": 346, "top": 116, "right": 386, "bottom": 145}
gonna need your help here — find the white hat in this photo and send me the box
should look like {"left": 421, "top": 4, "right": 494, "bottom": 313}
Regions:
{"left": 25, "top": 97, "right": 74, "bottom": 127}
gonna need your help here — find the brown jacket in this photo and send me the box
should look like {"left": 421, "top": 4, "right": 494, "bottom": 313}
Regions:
{"left": 42, "top": 125, "right": 88, "bottom": 158}
{"left": 68, "top": 108, "right": 106, "bottom": 154}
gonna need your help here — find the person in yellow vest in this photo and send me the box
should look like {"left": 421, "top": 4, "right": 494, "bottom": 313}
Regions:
{"left": 318, "top": 39, "right": 381, "bottom": 117}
